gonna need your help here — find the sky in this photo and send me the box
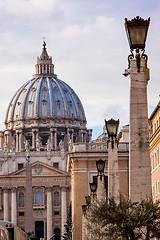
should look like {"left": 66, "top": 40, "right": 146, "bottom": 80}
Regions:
{"left": 0, "top": 0, "right": 160, "bottom": 140}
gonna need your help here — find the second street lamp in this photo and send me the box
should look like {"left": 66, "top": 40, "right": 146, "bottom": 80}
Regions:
{"left": 105, "top": 118, "right": 119, "bottom": 149}
{"left": 96, "top": 159, "right": 106, "bottom": 181}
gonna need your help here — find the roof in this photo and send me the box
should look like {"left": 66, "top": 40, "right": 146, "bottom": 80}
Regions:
{"left": 149, "top": 101, "right": 160, "bottom": 120}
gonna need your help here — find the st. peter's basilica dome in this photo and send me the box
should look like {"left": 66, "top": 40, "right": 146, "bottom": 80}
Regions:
{"left": 2, "top": 42, "right": 91, "bottom": 153}
{"left": 5, "top": 41, "right": 86, "bottom": 124}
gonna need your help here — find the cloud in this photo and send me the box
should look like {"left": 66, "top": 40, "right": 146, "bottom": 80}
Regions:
{"left": 0, "top": 0, "right": 159, "bottom": 139}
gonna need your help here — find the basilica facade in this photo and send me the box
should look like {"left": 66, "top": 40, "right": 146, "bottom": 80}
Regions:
{"left": 0, "top": 42, "right": 92, "bottom": 239}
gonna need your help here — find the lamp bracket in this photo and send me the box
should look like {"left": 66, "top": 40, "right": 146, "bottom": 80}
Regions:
{"left": 128, "top": 49, "right": 134, "bottom": 69}
{"left": 127, "top": 49, "right": 148, "bottom": 71}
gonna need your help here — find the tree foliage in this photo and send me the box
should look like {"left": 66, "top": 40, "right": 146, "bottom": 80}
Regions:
{"left": 85, "top": 197, "right": 160, "bottom": 240}
{"left": 62, "top": 202, "right": 72, "bottom": 240}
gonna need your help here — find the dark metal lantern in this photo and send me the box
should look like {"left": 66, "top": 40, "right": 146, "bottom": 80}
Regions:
{"left": 105, "top": 118, "right": 119, "bottom": 138}
{"left": 82, "top": 205, "right": 87, "bottom": 215}
{"left": 125, "top": 16, "right": 150, "bottom": 50}
{"left": 96, "top": 159, "right": 105, "bottom": 181}
{"left": 89, "top": 182, "right": 97, "bottom": 194}
{"left": 85, "top": 195, "right": 91, "bottom": 206}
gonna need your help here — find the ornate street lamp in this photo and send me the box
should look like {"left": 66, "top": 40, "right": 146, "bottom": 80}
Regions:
{"left": 89, "top": 182, "right": 97, "bottom": 197}
{"left": 105, "top": 118, "right": 119, "bottom": 149}
{"left": 96, "top": 159, "right": 106, "bottom": 181}
{"left": 125, "top": 16, "right": 150, "bottom": 70}
{"left": 82, "top": 205, "right": 87, "bottom": 216}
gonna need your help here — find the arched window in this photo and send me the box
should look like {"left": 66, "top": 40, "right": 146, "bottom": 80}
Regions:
{"left": 54, "top": 192, "right": 60, "bottom": 206}
{"left": 36, "top": 191, "right": 43, "bottom": 205}
{"left": 19, "top": 192, "right": 24, "bottom": 207}
{"left": 54, "top": 228, "right": 60, "bottom": 240}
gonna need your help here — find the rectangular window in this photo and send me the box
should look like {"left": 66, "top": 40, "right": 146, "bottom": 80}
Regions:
{"left": 158, "top": 181, "right": 160, "bottom": 195}
{"left": 155, "top": 152, "right": 157, "bottom": 167}
{"left": 153, "top": 185, "right": 155, "bottom": 198}
{"left": 156, "top": 183, "right": 158, "bottom": 196}
{"left": 152, "top": 155, "right": 154, "bottom": 170}
{"left": 18, "top": 163, "right": 24, "bottom": 170}
{"left": 53, "top": 163, "right": 59, "bottom": 169}
{"left": 157, "top": 149, "right": 159, "bottom": 165}
{"left": 54, "top": 211, "right": 60, "bottom": 215}
{"left": 19, "top": 212, "right": 24, "bottom": 216}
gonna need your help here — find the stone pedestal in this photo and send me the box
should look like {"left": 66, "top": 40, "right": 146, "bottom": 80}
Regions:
{"left": 129, "top": 58, "right": 151, "bottom": 202}
{"left": 108, "top": 141, "right": 119, "bottom": 203}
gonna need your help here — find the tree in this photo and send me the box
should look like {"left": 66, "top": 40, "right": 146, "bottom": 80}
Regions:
{"left": 62, "top": 202, "right": 72, "bottom": 240}
{"left": 85, "top": 197, "right": 160, "bottom": 240}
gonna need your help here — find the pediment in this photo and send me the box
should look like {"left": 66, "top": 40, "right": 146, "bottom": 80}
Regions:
{"left": 9, "top": 161, "right": 67, "bottom": 176}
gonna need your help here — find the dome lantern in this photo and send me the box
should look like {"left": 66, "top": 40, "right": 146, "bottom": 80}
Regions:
{"left": 35, "top": 41, "right": 55, "bottom": 75}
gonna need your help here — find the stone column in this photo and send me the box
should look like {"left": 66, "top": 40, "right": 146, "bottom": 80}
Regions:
{"left": 11, "top": 187, "right": 17, "bottom": 225}
{"left": 46, "top": 187, "right": 53, "bottom": 239}
{"left": 54, "top": 129, "right": 57, "bottom": 150}
{"left": 50, "top": 128, "right": 53, "bottom": 150}
{"left": 61, "top": 186, "right": 67, "bottom": 237}
{"left": 32, "top": 130, "right": 35, "bottom": 150}
{"left": 16, "top": 131, "right": 19, "bottom": 152}
{"left": 129, "top": 58, "right": 151, "bottom": 202}
{"left": 71, "top": 130, "right": 74, "bottom": 143}
{"left": 67, "top": 128, "right": 70, "bottom": 143}
{"left": 19, "top": 130, "right": 23, "bottom": 152}
{"left": 108, "top": 141, "right": 119, "bottom": 203}
{"left": 3, "top": 188, "right": 9, "bottom": 221}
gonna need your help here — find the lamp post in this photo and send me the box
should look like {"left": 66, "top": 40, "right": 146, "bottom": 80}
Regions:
{"left": 105, "top": 118, "right": 120, "bottom": 202}
{"left": 124, "top": 16, "right": 151, "bottom": 202}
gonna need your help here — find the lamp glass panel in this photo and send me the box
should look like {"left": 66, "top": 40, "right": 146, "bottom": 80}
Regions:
{"left": 97, "top": 160, "right": 105, "bottom": 172}
{"left": 129, "top": 26, "right": 147, "bottom": 46}
{"left": 90, "top": 182, "right": 97, "bottom": 192}
{"left": 107, "top": 123, "right": 117, "bottom": 136}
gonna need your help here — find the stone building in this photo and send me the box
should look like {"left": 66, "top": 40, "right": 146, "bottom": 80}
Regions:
{"left": 0, "top": 41, "right": 92, "bottom": 239}
{"left": 67, "top": 126, "right": 129, "bottom": 240}
{"left": 149, "top": 101, "right": 160, "bottom": 201}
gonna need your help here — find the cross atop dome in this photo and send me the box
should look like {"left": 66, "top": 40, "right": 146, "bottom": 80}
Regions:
{"left": 35, "top": 41, "right": 55, "bottom": 76}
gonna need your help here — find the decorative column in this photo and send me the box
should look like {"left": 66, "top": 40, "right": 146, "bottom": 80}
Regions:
{"left": 71, "top": 130, "right": 74, "bottom": 143}
{"left": 32, "top": 130, "right": 35, "bottom": 150}
{"left": 19, "top": 130, "right": 23, "bottom": 152}
{"left": 54, "top": 129, "right": 57, "bottom": 150}
{"left": 16, "top": 131, "right": 19, "bottom": 152}
{"left": 61, "top": 186, "right": 67, "bottom": 237}
{"left": 129, "top": 58, "right": 151, "bottom": 202}
{"left": 50, "top": 128, "right": 54, "bottom": 150}
{"left": 3, "top": 188, "right": 9, "bottom": 221}
{"left": 11, "top": 187, "right": 17, "bottom": 225}
{"left": 46, "top": 187, "right": 53, "bottom": 239}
